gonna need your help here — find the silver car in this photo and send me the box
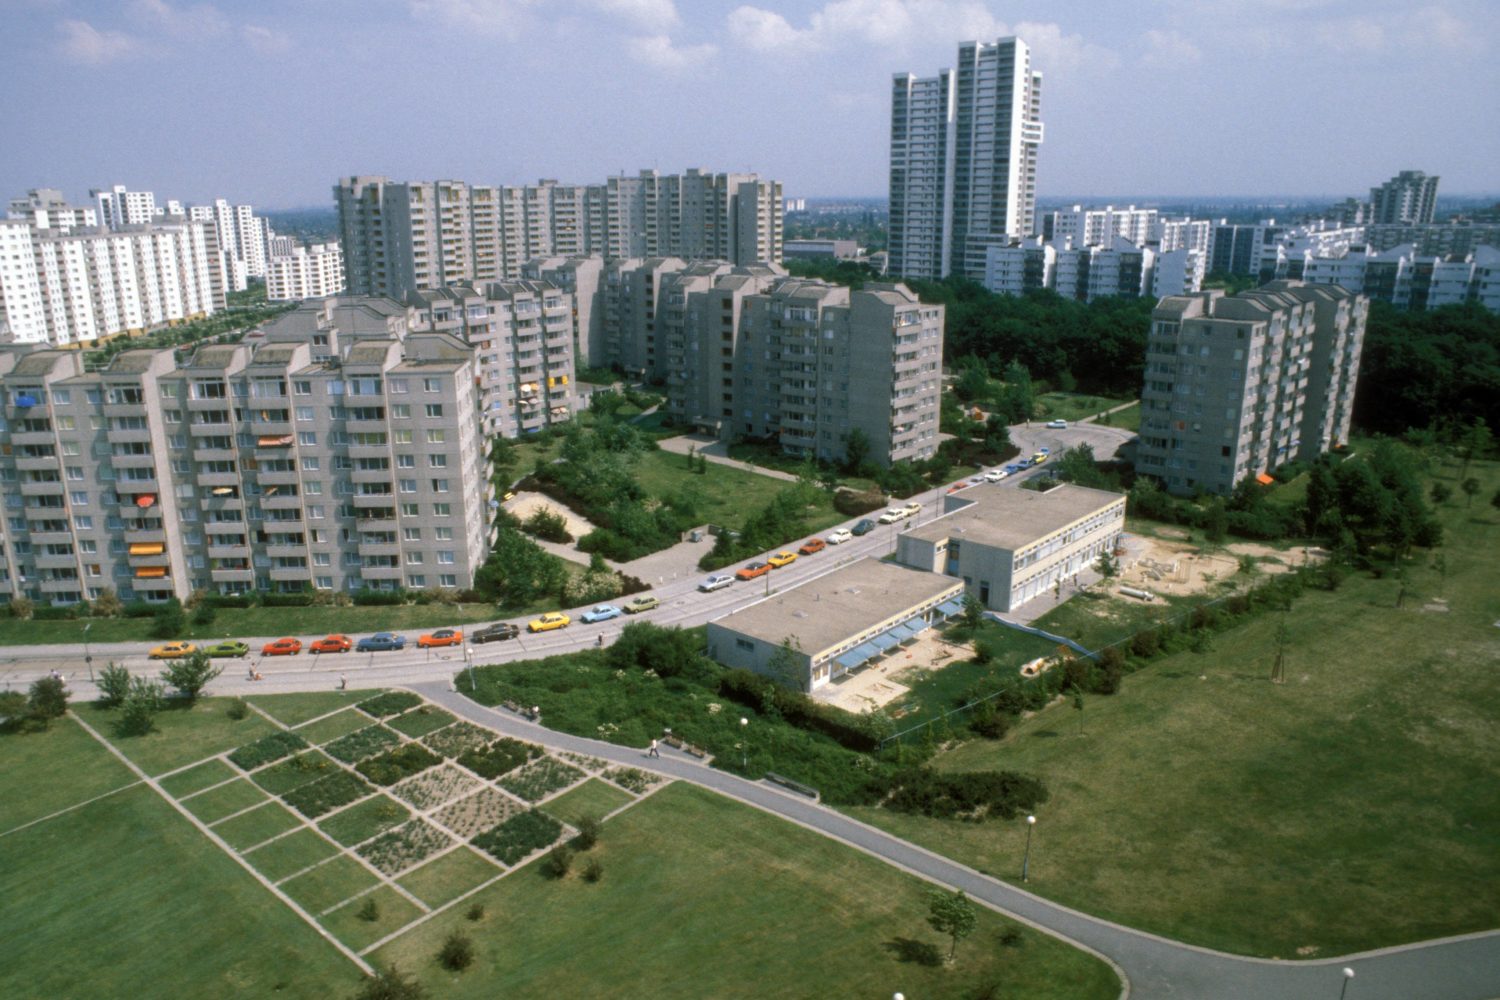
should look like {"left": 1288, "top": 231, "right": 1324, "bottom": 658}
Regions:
{"left": 699, "top": 574, "right": 734, "bottom": 592}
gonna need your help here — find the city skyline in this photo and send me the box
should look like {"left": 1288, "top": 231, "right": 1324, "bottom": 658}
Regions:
{"left": 1, "top": 0, "right": 1496, "bottom": 208}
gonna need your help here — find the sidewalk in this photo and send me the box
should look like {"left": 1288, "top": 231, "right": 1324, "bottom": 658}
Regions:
{"left": 655, "top": 434, "right": 799, "bottom": 482}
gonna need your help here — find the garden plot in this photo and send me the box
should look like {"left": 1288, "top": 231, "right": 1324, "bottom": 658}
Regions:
{"left": 356, "top": 818, "right": 454, "bottom": 877}
{"left": 431, "top": 787, "right": 526, "bottom": 840}
{"left": 324, "top": 724, "right": 401, "bottom": 764}
{"left": 250, "top": 750, "right": 338, "bottom": 796}
{"left": 228, "top": 731, "right": 308, "bottom": 771}
{"left": 282, "top": 770, "right": 375, "bottom": 819}
{"left": 354, "top": 744, "right": 443, "bottom": 787}
{"left": 458, "top": 737, "right": 542, "bottom": 780}
{"left": 420, "top": 720, "right": 495, "bottom": 758}
{"left": 357, "top": 691, "right": 422, "bottom": 719}
{"left": 498, "top": 757, "right": 586, "bottom": 803}
{"left": 471, "top": 809, "right": 564, "bottom": 867}
{"left": 390, "top": 764, "right": 480, "bottom": 811}
{"left": 387, "top": 706, "right": 455, "bottom": 739}
{"left": 560, "top": 751, "right": 610, "bottom": 773}
{"left": 602, "top": 766, "right": 667, "bottom": 796}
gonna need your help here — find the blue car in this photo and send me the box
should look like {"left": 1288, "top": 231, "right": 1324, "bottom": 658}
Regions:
{"left": 1003, "top": 464, "right": 1023, "bottom": 474}
{"left": 356, "top": 632, "right": 407, "bottom": 652}
{"left": 580, "top": 604, "right": 623, "bottom": 624}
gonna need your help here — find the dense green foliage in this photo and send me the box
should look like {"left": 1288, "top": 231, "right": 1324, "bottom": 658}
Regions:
{"left": 456, "top": 738, "right": 541, "bottom": 780}
{"left": 471, "top": 809, "right": 563, "bottom": 866}
{"left": 283, "top": 770, "right": 374, "bottom": 818}
{"left": 357, "top": 691, "right": 422, "bottom": 718}
{"left": 227, "top": 731, "right": 308, "bottom": 770}
{"left": 1355, "top": 301, "right": 1500, "bottom": 436}
{"left": 355, "top": 744, "right": 443, "bottom": 786}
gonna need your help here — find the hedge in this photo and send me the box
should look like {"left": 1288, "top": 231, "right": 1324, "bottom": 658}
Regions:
{"left": 228, "top": 731, "right": 309, "bottom": 771}
{"left": 352, "top": 589, "right": 408, "bottom": 607}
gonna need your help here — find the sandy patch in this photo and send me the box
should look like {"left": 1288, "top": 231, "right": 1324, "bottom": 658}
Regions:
{"left": 504, "top": 491, "right": 599, "bottom": 540}
{"left": 814, "top": 631, "right": 967, "bottom": 715}
{"left": 1107, "top": 534, "right": 1322, "bottom": 600}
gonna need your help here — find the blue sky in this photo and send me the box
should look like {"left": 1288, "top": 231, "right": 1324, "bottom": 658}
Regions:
{"left": 2, "top": 0, "right": 1496, "bottom": 208}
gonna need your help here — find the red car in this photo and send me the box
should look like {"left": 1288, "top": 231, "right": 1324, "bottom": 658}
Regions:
{"left": 417, "top": 628, "right": 464, "bottom": 649}
{"left": 309, "top": 634, "right": 353, "bottom": 654}
{"left": 736, "top": 562, "right": 771, "bottom": 581}
{"left": 261, "top": 637, "right": 302, "bottom": 656}
{"left": 798, "top": 537, "right": 827, "bottom": 556}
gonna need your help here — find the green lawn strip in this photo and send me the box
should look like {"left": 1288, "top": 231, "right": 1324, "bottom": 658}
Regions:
{"left": 0, "top": 785, "right": 353, "bottom": 999}
{"left": 1098, "top": 401, "right": 1140, "bottom": 432}
{"left": 356, "top": 691, "right": 423, "bottom": 719}
{"left": 1034, "top": 391, "right": 1132, "bottom": 424}
{"left": 851, "top": 464, "right": 1500, "bottom": 957}
{"left": 0, "top": 718, "right": 136, "bottom": 833}
{"left": 396, "top": 848, "right": 503, "bottom": 909}
{"left": 317, "top": 795, "right": 411, "bottom": 847}
{"left": 250, "top": 750, "right": 340, "bottom": 796}
{"left": 1031, "top": 587, "right": 1194, "bottom": 652}
{"left": 250, "top": 691, "right": 365, "bottom": 728}
{"left": 373, "top": 783, "right": 1118, "bottom": 1000}
{"left": 280, "top": 854, "right": 382, "bottom": 914}
{"left": 322, "top": 885, "right": 426, "bottom": 952}
{"left": 215, "top": 800, "right": 304, "bottom": 852}
{"left": 158, "top": 757, "right": 237, "bottom": 798}
{"left": 631, "top": 449, "right": 845, "bottom": 538}
{"left": 99, "top": 699, "right": 278, "bottom": 776}
{"left": 540, "top": 778, "right": 633, "bottom": 823}
{"left": 387, "top": 705, "right": 456, "bottom": 738}
{"left": 887, "top": 626, "right": 1060, "bottom": 723}
{"left": 245, "top": 827, "right": 340, "bottom": 882}
{"left": 324, "top": 724, "right": 402, "bottom": 763}
{"left": 283, "top": 770, "right": 376, "bottom": 819}
{"left": 294, "top": 708, "right": 374, "bottom": 746}
{"left": 182, "top": 778, "right": 269, "bottom": 825}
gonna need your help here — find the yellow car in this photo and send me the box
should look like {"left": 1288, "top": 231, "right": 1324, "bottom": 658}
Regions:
{"left": 1031, "top": 452, "right": 1048, "bottom": 464}
{"left": 149, "top": 641, "right": 198, "bottom": 660}
{"left": 767, "top": 551, "right": 798, "bottom": 569}
{"left": 528, "top": 612, "right": 571, "bottom": 633}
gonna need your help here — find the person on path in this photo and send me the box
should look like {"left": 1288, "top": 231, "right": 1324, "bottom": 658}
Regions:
{"left": 597, "top": 633, "right": 604, "bottom": 647}
{"left": 338, "top": 674, "right": 347, "bottom": 691}
{"left": 648, "top": 738, "right": 660, "bottom": 758}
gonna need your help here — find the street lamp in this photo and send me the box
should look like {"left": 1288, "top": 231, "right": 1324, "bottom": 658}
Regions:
{"left": 1021, "top": 814, "right": 1037, "bottom": 881}
{"left": 83, "top": 622, "right": 93, "bottom": 683}
{"left": 1339, "top": 967, "right": 1355, "bottom": 1000}
{"left": 463, "top": 645, "right": 475, "bottom": 694}
{"left": 739, "top": 716, "right": 748, "bottom": 769}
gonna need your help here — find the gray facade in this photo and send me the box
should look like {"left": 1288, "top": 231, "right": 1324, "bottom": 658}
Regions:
{"left": 1137, "top": 281, "right": 1366, "bottom": 496}
{"left": 1369, "top": 170, "right": 1439, "bottom": 226}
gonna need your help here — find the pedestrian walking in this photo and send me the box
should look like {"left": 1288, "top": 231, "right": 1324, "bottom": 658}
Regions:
{"left": 338, "top": 673, "right": 347, "bottom": 691}
{"left": 648, "top": 738, "right": 660, "bottom": 758}
{"left": 597, "top": 633, "right": 604, "bottom": 647}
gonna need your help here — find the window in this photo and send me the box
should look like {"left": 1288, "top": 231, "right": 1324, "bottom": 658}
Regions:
{"left": 430, "top": 479, "right": 449, "bottom": 493}
{"left": 70, "top": 491, "right": 89, "bottom": 505}
{"left": 309, "top": 529, "right": 326, "bottom": 544}
{"left": 428, "top": 454, "right": 447, "bottom": 468}
{"left": 52, "top": 389, "right": 72, "bottom": 404}
{"left": 425, "top": 429, "right": 446, "bottom": 443}
{"left": 388, "top": 378, "right": 408, "bottom": 394}
{"left": 405, "top": 552, "right": 423, "bottom": 565}
{"left": 169, "top": 434, "right": 185, "bottom": 449}
{"left": 86, "top": 388, "right": 102, "bottom": 404}
{"left": 391, "top": 404, "right": 410, "bottom": 419}
{"left": 297, "top": 432, "right": 316, "bottom": 446}
{"left": 434, "top": 527, "right": 453, "bottom": 541}
{"left": 401, "top": 503, "right": 420, "bottom": 517}
{"left": 423, "top": 378, "right": 440, "bottom": 393}
{"left": 439, "top": 574, "right": 457, "bottom": 588}
{"left": 432, "top": 503, "right": 451, "bottom": 517}
{"left": 407, "top": 575, "right": 426, "bottom": 588}
{"left": 437, "top": 551, "right": 454, "bottom": 564}
{"left": 399, "top": 479, "right": 417, "bottom": 494}
{"left": 304, "top": 481, "right": 322, "bottom": 495}
{"left": 73, "top": 515, "right": 93, "bottom": 530}
{"left": 393, "top": 429, "right": 413, "bottom": 444}
{"left": 65, "top": 466, "right": 84, "bottom": 481}
{"left": 403, "top": 528, "right": 421, "bottom": 541}
{"left": 315, "top": 576, "right": 333, "bottom": 590}
{"left": 55, "top": 415, "right": 75, "bottom": 431}
{"left": 295, "top": 406, "right": 314, "bottom": 422}
{"left": 62, "top": 441, "right": 80, "bottom": 456}
{"left": 424, "top": 404, "right": 443, "bottom": 418}
{"left": 79, "top": 539, "right": 97, "bottom": 554}
{"left": 294, "top": 380, "right": 312, "bottom": 396}
{"left": 396, "top": 454, "right": 415, "bottom": 469}
{"left": 313, "top": 553, "right": 331, "bottom": 566}
{"left": 306, "top": 505, "right": 325, "bottom": 519}
{"left": 164, "top": 410, "right": 181, "bottom": 424}
{"left": 158, "top": 385, "right": 176, "bottom": 399}
{"left": 301, "top": 457, "right": 320, "bottom": 471}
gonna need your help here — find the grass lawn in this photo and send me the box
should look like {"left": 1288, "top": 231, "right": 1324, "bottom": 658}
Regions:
{"left": 370, "top": 784, "right": 1118, "bottom": 999}
{"left": 93, "top": 699, "right": 278, "bottom": 776}
{"left": 0, "top": 783, "right": 354, "bottom": 999}
{"left": 294, "top": 707, "right": 374, "bottom": 746}
{"left": 887, "top": 625, "right": 1060, "bottom": 726}
{"left": 631, "top": 450, "right": 845, "bottom": 537}
{"left": 852, "top": 461, "right": 1500, "bottom": 958}
{"left": 1096, "top": 400, "right": 1140, "bottom": 432}
{"left": 216, "top": 800, "right": 305, "bottom": 851}
{"left": 318, "top": 795, "right": 411, "bottom": 847}
{"left": 185, "top": 777, "right": 269, "bottom": 825}
{"left": 386, "top": 705, "right": 456, "bottom": 738}
{"left": 540, "top": 777, "right": 634, "bottom": 823}
{"left": 252, "top": 691, "right": 364, "bottom": 728}
{"left": 159, "top": 757, "right": 237, "bottom": 798}
{"left": 0, "top": 719, "right": 136, "bottom": 833}
{"left": 281, "top": 855, "right": 381, "bottom": 914}
{"left": 246, "top": 827, "right": 341, "bottom": 882}
{"left": 323, "top": 885, "right": 426, "bottom": 951}
{"left": 1034, "top": 391, "right": 1133, "bottom": 424}
{"left": 1031, "top": 588, "right": 1194, "bottom": 652}
{"left": 396, "top": 848, "right": 503, "bottom": 909}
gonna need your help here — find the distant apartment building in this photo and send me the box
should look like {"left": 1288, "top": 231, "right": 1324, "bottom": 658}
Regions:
{"left": 1294, "top": 243, "right": 1500, "bottom": 312}
{"left": 0, "top": 213, "right": 218, "bottom": 346}
{"left": 1362, "top": 222, "right": 1500, "bottom": 257}
{"left": 335, "top": 169, "right": 783, "bottom": 300}
{"left": 0, "top": 326, "right": 491, "bottom": 604}
{"left": 1042, "top": 205, "right": 1158, "bottom": 246}
{"left": 266, "top": 242, "right": 346, "bottom": 301}
{"left": 981, "top": 235, "right": 1204, "bottom": 302}
{"left": 520, "top": 255, "right": 605, "bottom": 366}
{"left": 890, "top": 37, "right": 1044, "bottom": 280}
{"left": 1138, "top": 280, "right": 1366, "bottom": 496}
{"left": 91, "top": 185, "right": 158, "bottom": 229}
{"left": 1369, "top": 170, "right": 1439, "bottom": 225}
{"left": 783, "top": 239, "right": 860, "bottom": 260}
{"left": 8, "top": 189, "right": 99, "bottom": 231}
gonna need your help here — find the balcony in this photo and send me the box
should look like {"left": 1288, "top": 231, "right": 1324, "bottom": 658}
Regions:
{"left": 257, "top": 469, "right": 299, "bottom": 486}
{"left": 102, "top": 403, "right": 145, "bottom": 419}
{"left": 111, "top": 452, "right": 156, "bottom": 469}
{"left": 189, "top": 421, "right": 234, "bottom": 438}
{"left": 206, "top": 542, "right": 249, "bottom": 560}
{"left": 124, "top": 527, "right": 167, "bottom": 545}
{"left": 39, "top": 578, "right": 84, "bottom": 595}
{"left": 261, "top": 494, "right": 302, "bottom": 510}
{"left": 202, "top": 493, "right": 243, "bottom": 511}
{"left": 348, "top": 443, "right": 390, "bottom": 460}
{"left": 34, "top": 553, "right": 78, "bottom": 570}
{"left": 197, "top": 472, "right": 239, "bottom": 489}
{"left": 253, "top": 419, "right": 292, "bottom": 438}
{"left": 11, "top": 430, "right": 56, "bottom": 447}
{"left": 352, "top": 491, "right": 394, "bottom": 508}
{"left": 27, "top": 529, "right": 73, "bottom": 546}
{"left": 264, "top": 542, "right": 306, "bottom": 559}
{"left": 14, "top": 456, "right": 60, "bottom": 471}
{"left": 268, "top": 565, "right": 311, "bottom": 581}
{"left": 345, "top": 417, "right": 387, "bottom": 435}
{"left": 133, "top": 574, "right": 177, "bottom": 591}
{"left": 193, "top": 447, "right": 237, "bottom": 463}
{"left": 106, "top": 426, "right": 152, "bottom": 445}
{"left": 19, "top": 480, "right": 64, "bottom": 497}
{"left": 204, "top": 519, "right": 247, "bottom": 535}
{"left": 360, "top": 564, "right": 402, "bottom": 580}
{"left": 355, "top": 511, "right": 397, "bottom": 529}
{"left": 186, "top": 396, "right": 230, "bottom": 412}
{"left": 357, "top": 541, "right": 400, "bottom": 558}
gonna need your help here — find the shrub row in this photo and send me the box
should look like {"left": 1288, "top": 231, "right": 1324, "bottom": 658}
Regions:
{"left": 357, "top": 691, "right": 423, "bottom": 718}
{"left": 325, "top": 725, "right": 402, "bottom": 764}
{"left": 471, "top": 809, "right": 563, "bottom": 866}
{"left": 717, "top": 669, "right": 879, "bottom": 753}
{"left": 228, "top": 731, "right": 308, "bottom": 771}
{"left": 457, "top": 738, "right": 542, "bottom": 780}
{"left": 283, "top": 770, "right": 374, "bottom": 818}
{"left": 874, "top": 768, "right": 1049, "bottom": 821}
{"left": 355, "top": 744, "right": 444, "bottom": 787}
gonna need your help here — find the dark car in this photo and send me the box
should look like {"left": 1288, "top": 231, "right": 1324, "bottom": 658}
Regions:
{"left": 851, "top": 518, "right": 876, "bottom": 536}
{"left": 472, "top": 622, "right": 521, "bottom": 644}
{"left": 356, "top": 632, "right": 407, "bottom": 652}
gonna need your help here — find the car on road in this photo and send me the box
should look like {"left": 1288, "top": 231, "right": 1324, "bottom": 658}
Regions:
{"left": 984, "top": 468, "right": 1009, "bottom": 482}
{"left": 946, "top": 481, "right": 967, "bottom": 494}
{"left": 736, "top": 561, "right": 772, "bottom": 581}
{"left": 877, "top": 508, "right": 906, "bottom": 524}
{"left": 767, "top": 550, "right": 798, "bottom": 568}
{"left": 527, "top": 613, "right": 570, "bottom": 633}
{"left": 261, "top": 637, "right": 302, "bottom": 656}
{"left": 622, "top": 595, "right": 661, "bottom": 614}
{"left": 901, "top": 501, "right": 922, "bottom": 516}
{"left": 356, "top": 632, "right": 407, "bottom": 652}
{"left": 581, "top": 604, "right": 623, "bottom": 624}
{"left": 471, "top": 622, "right": 521, "bottom": 644}
{"left": 1031, "top": 451, "right": 1048, "bottom": 464}
{"left": 1017, "top": 458, "right": 1034, "bottom": 469}
{"left": 851, "top": 518, "right": 876, "bottom": 536}
{"left": 1037, "top": 447, "right": 1051, "bottom": 455}
{"left": 310, "top": 634, "right": 353, "bottom": 654}
{"left": 1046, "top": 419, "right": 1068, "bottom": 429}
{"left": 1004, "top": 463, "right": 1023, "bottom": 474}
{"left": 417, "top": 628, "right": 464, "bottom": 649}
{"left": 798, "top": 537, "right": 827, "bottom": 555}
{"left": 204, "top": 640, "right": 249, "bottom": 658}
{"left": 699, "top": 574, "right": 734, "bottom": 592}
{"left": 149, "top": 641, "right": 197, "bottom": 660}
{"left": 826, "top": 528, "right": 853, "bottom": 544}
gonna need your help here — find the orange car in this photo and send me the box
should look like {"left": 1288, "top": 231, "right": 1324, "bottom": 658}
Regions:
{"left": 417, "top": 628, "right": 464, "bottom": 649}
{"left": 262, "top": 637, "right": 302, "bottom": 656}
{"left": 798, "top": 538, "right": 826, "bottom": 556}
{"left": 736, "top": 561, "right": 771, "bottom": 581}
{"left": 309, "top": 634, "right": 353, "bottom": 654}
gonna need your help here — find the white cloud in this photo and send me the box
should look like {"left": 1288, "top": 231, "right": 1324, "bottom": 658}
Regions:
{"left": 626, "top": 32, "right": 717, "bottom": 70}
{"left": 242, "top": 24, "right": 292, "bottom": 56}
{"left": 57, "top": 19, "right": 142, "bottom": 65}
{"left": 409, "top": 0, "right": 544, "bottom": 38}
{"left": 587, "top": 0, "right": 679, "bottom": 32}
{"left": 1014, "top": 20, "right": 1120, "bottom": 74}
{"left": 1141, "top": 28, "right": 1202, "bottom": 68}
{"left": 131, "top": 0, "right": 230, "bottom": 39}
{"left": 727, "top": 6, "right": 812, "bottom": 52}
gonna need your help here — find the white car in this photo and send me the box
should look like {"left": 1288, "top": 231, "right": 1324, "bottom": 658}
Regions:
{"left": 826, "top": 528, "right": 853, "bottom": 544}
{"left": 1046, "top": 419, "right": 1068, "bottom": 429}
{"left": 699, "top": 574, "right": 734, "bottom": 592}
{"left": 877, "top": 508, "right": 906, "bottom": 525}
{"left": 984, "top": 468, "right": 1009, "bottom": 482}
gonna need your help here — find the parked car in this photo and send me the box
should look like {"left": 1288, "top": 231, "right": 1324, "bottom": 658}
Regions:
{"left": 901, "top": 501, "right": 922, "bottom": 516}
{"left": 261, "top": 637, "right": 302, "bottom": 656}
{"left": 471, "top": 622, "right": 521, "bottom": 644}
{"left": 149, "top": 641, "right": 197, "bottom": 660}
{"left": 1031, "top": 451, "right": 1049, "bottom": 464}
{"left": 946, "top": 481, "right": 966, "bottom": 494}
{"left": 767, "top": 551, "right": 798, "bottom": 568}
{"left": 1017, "top": 458, "right": 1034, "bottom": 469}
{"left": 310, "top": 634, "right": 353, "bottom": 654}
{"left": 736, "top": 561, "right": 771, "bottom": 581}
{"left": 356, "top": 632, "right": 407, "bottom": 652}
{"left": 1003, "top": 463, "right": 1023, "bottom": 474}
{"left": 699, "top": 574, "right": 735, "bottom": 592}
{"left": 204, "top": 640, "right": 249, "bottom": 658}
{"left": 622, "top": 595, "right": 661, "bottom": 614}
{"left": 527, "top": 612, "right": 571, "bottom": 633}
{"left": 877, "top": 508, "right": 906, "bottom": 524}
{"left": 417, "top": 628, "right": 464, "bottom": 649}
{"left": 1037, "top": 447, "right": 1051, "bottom": 455}
{"left": 851, "top": 518, "right": 876, "bottom": 536}
{"left": 826, "top": 528, "right": 853, "bottom": 544}
{"left": 984, "top": 468, "right": 1009, "bottom": 482}
{"left": 581, "top": 604, "right": 623, "bottom": 624}
{"left": 1046, "top": 419, "right": 1068, "bottom": 429}
{"left": 798, "top": 537, "right": 827, "bottom": 555}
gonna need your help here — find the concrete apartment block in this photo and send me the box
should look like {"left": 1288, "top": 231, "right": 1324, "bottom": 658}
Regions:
{"left": 896, "top": 484, "right": 1126, "bottom": 612}
{"left": 521, "top": 255, "right": 604, "bottom": 367}
{"left": 1137, "top": 280, "right": 1366, "bottom": 496}
{"left": 1369, "top": 170, "right": 1439, "bottom": 226}
{"left": 267, "top": 242, "right": 346, "bottom": 301}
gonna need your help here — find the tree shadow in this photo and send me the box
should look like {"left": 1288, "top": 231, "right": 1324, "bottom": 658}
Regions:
{"left": 883, "top": 937, "right": 942, "bottom": 966}
{"left": 1031, "top": 729, "right": 1060, "bottom": 739}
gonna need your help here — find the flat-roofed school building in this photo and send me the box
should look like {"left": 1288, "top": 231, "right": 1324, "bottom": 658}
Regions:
{"left": 705, "top": 557, "right": 965, "bottom": 692}
{"left": 896, "top": 483, "right": 1125, "bottom": 612}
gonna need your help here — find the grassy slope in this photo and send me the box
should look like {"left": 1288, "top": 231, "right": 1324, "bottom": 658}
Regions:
{"left": 630, "top": 449, "right": 844, "bottom": 537}
{"left": 371, "top": 783, "right": 1119, "bottom": 999}
{"left": 850, "top": 461, "right": 1500, "bottom": 957}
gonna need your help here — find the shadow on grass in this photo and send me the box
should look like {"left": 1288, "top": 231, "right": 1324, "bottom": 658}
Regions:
{"left": 883, "top": 937, "right": 943, "bottom": 966}
{"left": 1031, "top": 730, "right": 1060, "bottom": 739}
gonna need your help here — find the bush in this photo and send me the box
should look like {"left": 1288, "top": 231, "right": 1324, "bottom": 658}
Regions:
{"left": 464, "top": 903, "right": 485, "bottom": 922}
{"left": 353, "top": 964, "right": 426, "bottom": 1000}
{"left": 716, "top": 669, "right": 879, "bottom": 753}
{"left": 326, "top": 725, "right": 402, "bottom": 763}
{"left": 543, "top": 844, "right": 574, "bottom": 879}
{"left": 149, "top": 601, "right": 186, "bottom": 639}
{"left": 471, "top": 809, "right": 563, "bottom": 865}
{"left": 190, "top": 603, "right": 216, "bottom": 626}
{"left": 117, "top": 678, "right": 166, "bottom": 737}
{"left": 96, "top": 663, "right": 132, "bottom": 708}
{"left": 205, "top": 594, "right": 254, "bottom": 609}
{"left": 522, "top": 506, "right": 574, "bottom": 544}
{"left": 228, "top": 731, "right": 309, "bottom": 770}
{"left": 8, "top": 596, "right": 34, "bottom": 620}
{"left": 226, "top": 697, "right": 249, "bottom": 721}
{"left": 833, "top": 487, "right": 886, "bottom": 516}
{"left": 261, "top": 591, "right": 314, "bottom": 607}
{"left": 159, "top": 651, "right": 224, "bottom": 700}
{"left": 582, "top": 858, "right": 603, "bottom": 883}
{"left": 91, "top": 588, "right": 124, "bottom": 617}
{"left": 357, "top": 898, "right": 380, "bottom": 922}
{"left": 438, "top": 931, "right": 474, "bottom": 972}
{"left": 353, "top": 589, "right": 407, "bottom": 607}
{"left": 571, "top": 815, "right": 601, "bottom": 851}
{"left": 123, "top": 601, "right": 158, "bottom": 619}
{"left": 283, "top": 770, "right": 374, "bottom": 818}
{"left": 877, "top": 768, "right": 1049, "bottom": 821}
{"left": 33, "top": 604, "right": 81, "bottom": 621}
{"left": 355, "top": 743, "right": 443, "bottom": 786}
{"left": 27, "top": 676, "right": 68, "bottom": 724}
